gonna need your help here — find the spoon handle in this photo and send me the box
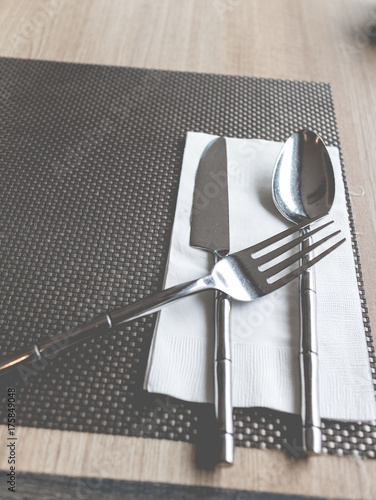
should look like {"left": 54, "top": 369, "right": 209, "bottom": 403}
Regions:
{"left": 300, "top": 232, "right": 321, "bottom": 454}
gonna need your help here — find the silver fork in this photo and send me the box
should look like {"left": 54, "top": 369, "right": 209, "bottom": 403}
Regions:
{"left": 0, "top": 215, "right": 344, "bottom": 379}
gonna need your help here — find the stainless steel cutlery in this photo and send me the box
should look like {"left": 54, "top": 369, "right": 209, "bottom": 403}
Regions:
{"left": 272, "top": 130, "right": 335, "bottom": 455}
{"left": 0, "top": 216, "right": 343, "bottom": 380}
{"left": 1, "top": 133, "right": 344, "bottom": 466}
{"left": 190, "top": 137, "right": 234, "bottom": 465}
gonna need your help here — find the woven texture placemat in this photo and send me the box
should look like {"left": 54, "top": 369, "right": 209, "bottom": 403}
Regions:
{"left": 0, "top": 57, "right": 375, "bottom": 458}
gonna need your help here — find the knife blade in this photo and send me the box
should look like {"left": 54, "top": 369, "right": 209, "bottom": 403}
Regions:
{"left": 190, "top": 137, "right": 233, "bottom": 465}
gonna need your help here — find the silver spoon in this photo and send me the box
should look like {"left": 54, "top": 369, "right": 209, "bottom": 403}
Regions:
{"left": 272, "top": 130, "right": 335, "bottom": 455}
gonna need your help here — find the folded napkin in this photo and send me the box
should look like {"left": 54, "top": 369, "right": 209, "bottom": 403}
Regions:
{"left": 144, "top": 132, "right": 376, "bottom": 421}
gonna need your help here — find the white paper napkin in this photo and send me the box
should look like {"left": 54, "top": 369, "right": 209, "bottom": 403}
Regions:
{"left": 144, "top": 132, "right": 376, "bottom": 421}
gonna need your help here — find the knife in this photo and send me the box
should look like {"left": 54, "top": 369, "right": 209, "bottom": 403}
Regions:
{"left": 189, "top": 137, "right": 233, "bottom": 465}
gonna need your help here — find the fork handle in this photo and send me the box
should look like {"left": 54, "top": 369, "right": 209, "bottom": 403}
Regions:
{"left": 300, "top": 236, "right": 321, "bottom": 455}
{"left": 214, "top": 291, "right": 234, "bottom": 465}
{"left": 0, "top": 276, "right": 212, "bottom": 381}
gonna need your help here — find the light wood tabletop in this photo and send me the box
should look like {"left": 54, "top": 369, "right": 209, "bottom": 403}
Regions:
{"left": 0, "top": 0, "right": 376, "bottom": 498}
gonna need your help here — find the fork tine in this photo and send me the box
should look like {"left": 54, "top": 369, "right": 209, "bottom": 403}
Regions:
{"left": 256, "top": 220, "right": 334, "bottom": 265}
{"left": 267, "top": 237, "right": 345, "bottom": 292}
{"left": 250, "top": 213, "right": 328, "bottom": 253}
{"left": 264, "top": 229, "right": 342, "bottom": 279}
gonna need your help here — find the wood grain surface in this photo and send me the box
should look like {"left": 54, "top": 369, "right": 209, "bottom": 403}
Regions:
{"left": 0, "top": 0, "right": 376, "bottom": 499}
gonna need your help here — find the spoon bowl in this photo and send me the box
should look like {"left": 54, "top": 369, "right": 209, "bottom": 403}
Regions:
{"left": 272, "top": 130, "right": 335, "bottom": 224}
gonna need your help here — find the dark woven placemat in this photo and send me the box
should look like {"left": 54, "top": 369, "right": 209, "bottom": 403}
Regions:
{"left": 0, "top": 57, "right": 375, "bottom": 459}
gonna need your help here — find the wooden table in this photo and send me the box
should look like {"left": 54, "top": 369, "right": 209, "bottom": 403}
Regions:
{"left": 0, "top": 0, "right": 375, "bottom": 498}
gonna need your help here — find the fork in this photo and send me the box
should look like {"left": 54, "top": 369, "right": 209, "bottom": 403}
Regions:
{"left": 0, "top": 215, "right": 344, "bottom": 380}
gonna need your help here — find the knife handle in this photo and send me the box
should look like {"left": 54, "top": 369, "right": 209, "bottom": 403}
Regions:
{"left": 214, "top": 291, "right": 234, "bottom": 465}
{"left": 300, "top": 234, "right": 321, "bottom": 455}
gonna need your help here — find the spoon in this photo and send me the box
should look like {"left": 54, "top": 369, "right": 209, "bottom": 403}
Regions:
{"left": 272, "top": 130, "right": 335, "bottom": 455}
